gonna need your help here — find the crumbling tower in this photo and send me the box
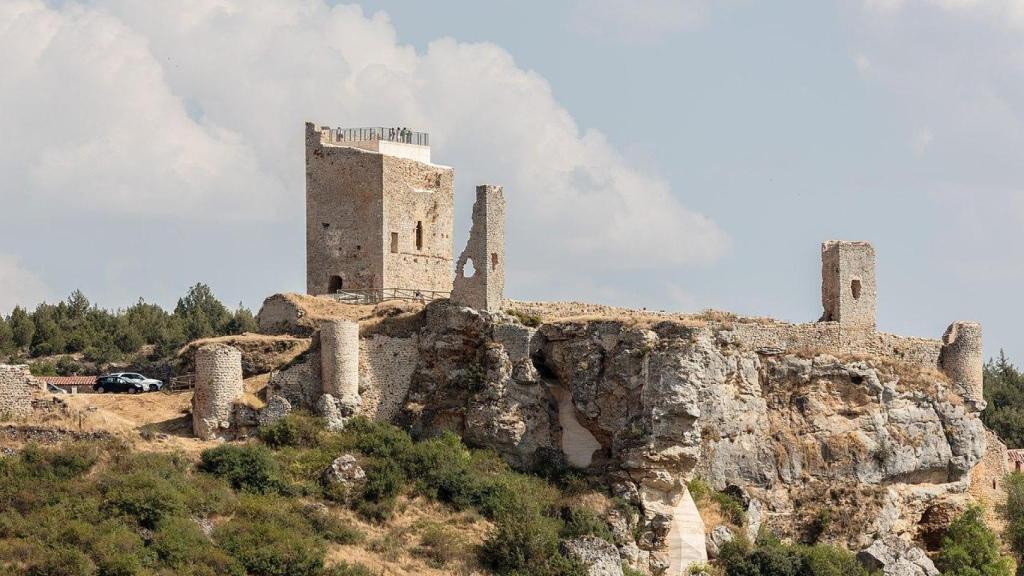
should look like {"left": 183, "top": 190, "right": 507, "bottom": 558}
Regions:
{"left": 192, "top": 344, "right": 244, "bottom": 440}
{"left": 452, "top": 185, "right": 506, "bottom": 311}
{"left": 305, "top": 123, "right": 455, "bottom": 296}
{"left": 820, "top": 240, "right": 876, "bottom": 331}
{"left": 320, "top": 319, "right": 361, "bottom": 406}
{"left": 940, "top": 321, "right": 984, "bottom": 409}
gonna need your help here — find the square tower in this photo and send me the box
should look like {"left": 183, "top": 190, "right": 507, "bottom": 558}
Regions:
{"left": 820, "top": 240, "right": 876, "bottom": 330}
{"left": 305, "top": 123, "right": 455, "bottom": 295}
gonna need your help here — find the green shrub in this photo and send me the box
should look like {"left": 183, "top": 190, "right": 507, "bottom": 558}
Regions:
{"left": 936, "top": 506, "right": 1015, "bottom": 576}
{"left": 717, "top": 533, "right": 871, "bottom": 576}
{"left": 1003, "top": 472, "right": 1024, "bottom": 561}
{"left": 25, "top": 547, "right": 96, "bottom": 576}
{"left": 215, "top": 495, "right": 325, "bottom": 576}
{"left": 18, "top": 443, "right": 99, "bottom": 480}
{"left": 258, "top": 413, "right": 323, "bottom": 449}
{"left": 507, "top": 310, "right": 543, "bottom": 327}
{"left": 480, "top": 506, "right": 563, "bottom": 575}
{"left": 353, "top": 459, "right": 405, "bottom": 521}
{"left": 100, "top": 470, "right": 188, "bottom": 528}
{"left": 152, "top": 516, "right": 244, "bottom": 575}
{"left": 199, "top": 444, "right": 286, "bottom": 494}
{"left": 560, "top": 506, "right": 613, "bottom": 543}
{"left": 347, "top": 418, "right": 414, "bottom": 460}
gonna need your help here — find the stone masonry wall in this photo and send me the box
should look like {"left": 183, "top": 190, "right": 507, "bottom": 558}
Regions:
{"left": 320, "top": 319, "right": 360, "bottom": 405}
{"left": 358, "top": 335, "right": 419, "bottom": 421}
{"left": 0, "top": 365, "right": 40, "bottom": 419}
{"left": 192, "top": 344, "right": 244, "bottom": 440}
{"left": 821, "top": 240, "right": 876, "bottom": 330}
{"left": 452, "top": 184, "right": 505, "bottom": 311}
{"left": 307, "top": 123, "right": 385, "bottom": 293}
{"left": 381, "top": 152, "right": 455, "bottom": 293}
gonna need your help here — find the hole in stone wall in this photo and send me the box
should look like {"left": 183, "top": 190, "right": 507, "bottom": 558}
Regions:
{"left": 415, "top": 221, "right": 424, "bottom": 250}
{"left": 390, "top": 233, "right": 398, "bottom": 254}
{"left": 464, "top": 258, "right": 476, "bottom": 278}
{"left": 851, "top": 279, "right": 862, "bottom": 300}
{"left": 491, "top": 252, "right": 499, "bottom": 270}
{"left": 328, "top": 276, "right": 343, "bottom": 293}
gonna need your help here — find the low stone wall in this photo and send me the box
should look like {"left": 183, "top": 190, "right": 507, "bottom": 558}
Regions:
{"left": 359, "top": 335, "right": 418, "bottom": 421}
{"left": 0, "top": 365, "right": 40, "bottom": 419}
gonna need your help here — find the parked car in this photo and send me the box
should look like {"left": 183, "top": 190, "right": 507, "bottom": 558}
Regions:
{"left": 93, "top": 373, "right": 163, "bottom": 394}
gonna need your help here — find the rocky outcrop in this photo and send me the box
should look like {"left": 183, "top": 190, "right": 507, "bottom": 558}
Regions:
{"left": 393, "top": 301, "right": 988, "bottom": 573}
{"left": 561, "top": 536, "right": 624, "bottom": 576}
{"left": 857, "top": 535, "right": 939, "bottom": 576}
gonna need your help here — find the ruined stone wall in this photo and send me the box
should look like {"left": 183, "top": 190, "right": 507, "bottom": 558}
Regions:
{"left": 320, "top": 319, "right": 360, "bottom": 404}
{"left": 821, "top": 240, "right": 876, "bottom": 330}
{"left": 939, "top": 321, "right": 984, "bottom": 408}
{"left": 0, "top": 365, "right": 40, "bottom": 419}
{"left": 306, "top": 122, "right": 385, "bottom": 294}
{"left": 724, "top": 321, "right": 943, "bottom": 365}
{"left": 358, "top": 335, "right": 419, "bottom": 421}
{"left": 192, "top": 344, "right": 244, "bottom": 440}
{"left": 970, "top": 428, "right": 1009, "bottom": 531}
{"left": 452, "top": 185, "right": 505, "bottom": 311}
{"left": 267, "top": 352, "right": 321, "bottom": 410}
{"left": 381, "top": 154, "right": 454, "bottom": 293}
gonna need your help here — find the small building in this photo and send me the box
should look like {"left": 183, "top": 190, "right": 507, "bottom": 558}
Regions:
{"left": 38, "top": 375, "right": 96, "bottom": 394}
{"left": 1009, "top": 449, "right": 1024, "bottom": 473}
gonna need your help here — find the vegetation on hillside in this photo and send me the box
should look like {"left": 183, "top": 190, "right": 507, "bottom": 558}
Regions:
{"left": 0, "top": 284, "right": 256, "bottom": 375}
{"left": 983, "top": 352, "right": 1024, "bottom": 448}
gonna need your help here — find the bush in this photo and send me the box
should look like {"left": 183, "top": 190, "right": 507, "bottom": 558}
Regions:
{"left": 936, "top": 506, "right": 1015, "bottom": 576}
{"left": 100, "top": 470, "right": 187, "bottom": 528}
{"left": 215, "top": 495, "right": 325, "bottom": 576}
{"left": 353, "top": 459, "right": 405, "bottom": 521}
{"left": 1003, "top": 472, "right": 1024, "bottom": 561}
{"left": 258, "top": 413, "right": 323, "bottom": 449}
{"left": 152, "top": 516, "right": 244, "bottom": 576}
{"left": 199, "top": 444, "right": 286, "bottom": 494}
{"left": 301, "top": 504, "right": 364, "bottom": 545}
{"left": 25, "top": 547, "right": 96, "bottom": 576}
{"left": 560, "top": 506, "right": 613, "bottom": 543}
{"left": 717, "top": 533, "right": 871, "bottom": 576}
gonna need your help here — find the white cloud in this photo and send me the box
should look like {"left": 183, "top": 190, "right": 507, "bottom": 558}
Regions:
{"left": 0, "top": 255, "right": 49, "bottom": 314}
{"left": 572, "top": 0, "right": 711, "bottom": 42}
{"left": 912, "top": 127, "right": 933, "bottom": 156}
{"left": 0, "top": 0, "right": 727, "bottom": 279}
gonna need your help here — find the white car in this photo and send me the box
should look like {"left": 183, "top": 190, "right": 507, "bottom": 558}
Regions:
{"left": 107, "top": 372, "right": 164, "bottom": 392}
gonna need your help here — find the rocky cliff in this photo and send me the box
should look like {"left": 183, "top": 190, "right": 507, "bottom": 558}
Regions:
{"left": 387, "top": 301, "right": 986, "bottom": 574}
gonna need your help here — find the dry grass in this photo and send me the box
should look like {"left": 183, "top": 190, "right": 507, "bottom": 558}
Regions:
{"left": 324, "top": 495, "right": 489, "bottom": 576}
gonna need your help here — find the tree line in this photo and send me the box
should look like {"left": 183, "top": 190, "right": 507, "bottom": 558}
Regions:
{"left": 0, "top": 284, "right": 257, "bottom": 366}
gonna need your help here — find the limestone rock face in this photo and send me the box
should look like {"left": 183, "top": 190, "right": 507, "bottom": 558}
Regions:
{"left": 856, "top": 535, "right": 939, "bottom": 576}
{"left": 706, "top": 526, "right": 734, "bottom": 559}
{"left": 394, "top": 301, "right": 988, "bottom": 571}
{"left": 316, "top": 393, "right": 357, "bottom": 431}
{"left": 561, "top": 536, "right": 624, "bottom": 576}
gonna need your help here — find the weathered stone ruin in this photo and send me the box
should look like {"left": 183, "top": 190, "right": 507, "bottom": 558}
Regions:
{"left": 191, "top": 344, "right": 244, "bottom": 440}
{"left": 821, "top": 240, "right": 876, "bottom": 330}
{"left": 0, "top": 365, "right": 42, "bottom": 419}
{"left": 452, "top": 184, "right": 506, "bottom": 311}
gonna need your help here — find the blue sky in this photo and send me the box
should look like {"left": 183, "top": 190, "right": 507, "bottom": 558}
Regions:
{"left": 1, "top": 0, "right": 1022, "bottom": 360}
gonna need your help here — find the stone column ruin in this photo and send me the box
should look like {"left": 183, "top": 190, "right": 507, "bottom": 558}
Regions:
{"left": 320, "top": 319, "right": 361, "bottom": 406}
{"left": 452, "top": 184, "right": 506, "bottom": 311}
{"left": 939, "top": 321, "right": 984, "bottom": 409}
{"left": 192, "top": 344, "right": 244, "bottom": 440}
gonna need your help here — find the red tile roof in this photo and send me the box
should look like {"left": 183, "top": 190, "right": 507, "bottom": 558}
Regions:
{"left": 39, "top": 376, "right": 96, "bottom": 386}
{"left": 1008, "top": 449, "right": 1024, "bottom": 464}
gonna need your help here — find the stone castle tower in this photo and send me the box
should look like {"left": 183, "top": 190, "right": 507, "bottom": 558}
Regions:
{"left": 305, "top": 123, "right": 455, "bottom": 295}
{"left": 820, "top": 240, "right": 876, "bottom": 330}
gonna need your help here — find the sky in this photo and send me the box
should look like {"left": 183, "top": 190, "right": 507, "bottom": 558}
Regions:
{"left": 1, "top": 0, "right": 1023, "bottom": 359}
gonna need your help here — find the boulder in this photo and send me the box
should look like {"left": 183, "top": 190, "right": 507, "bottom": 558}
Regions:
{"left": 561, "top": 536, "right": 624, "bottom": 576}
{"left": 706, "top": 525, "right": 734, "bottom": 559}
{"left": 316, "top": 393, "right": 357, "bottom": 431}
{"left": 257, "top": 395, "right": 292, "bottom": 427}
{"left": 856, "top": 535, "right": 939, "bottom": 576}
{"left": 320, "top": 454, "right": 366, "bottom": 487}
